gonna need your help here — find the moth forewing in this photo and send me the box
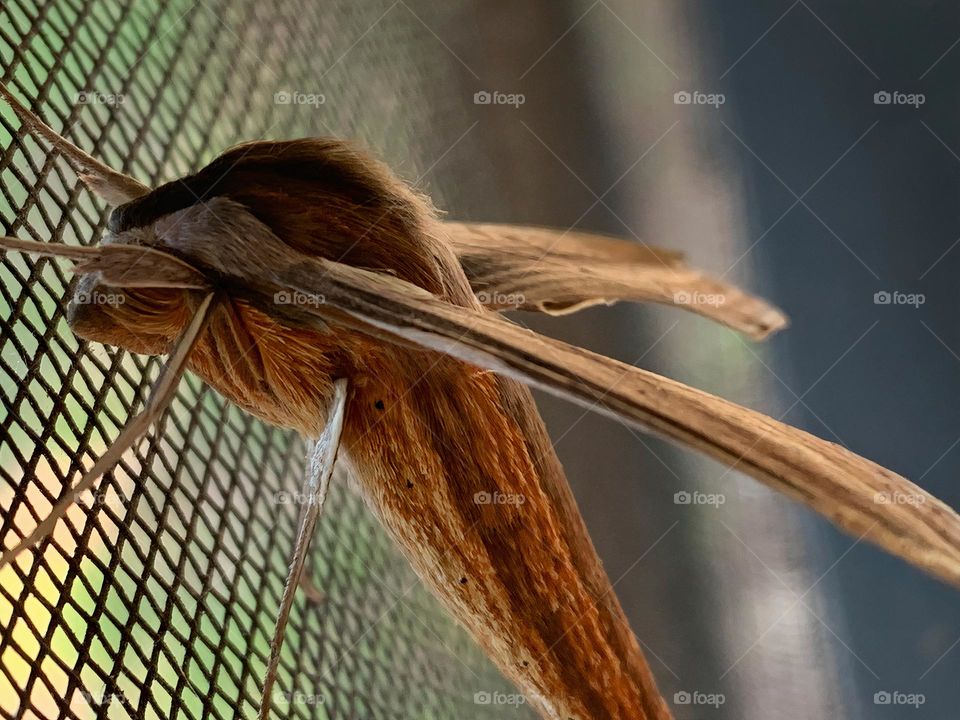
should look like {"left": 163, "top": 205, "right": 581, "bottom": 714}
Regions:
{"left": 445, "top": 221, "right": 686, "bottom": 266}
{"left": 446, "top": 222, "right": 788, "bottom": 340}
{"left": 135, "top": 196, "right": 960, "bottom": 589}
{"left": 0, "top": 82, "right": 149, "bottom": 204}
{"left": 258, "top": 254, "right": 960, "bottom": 590}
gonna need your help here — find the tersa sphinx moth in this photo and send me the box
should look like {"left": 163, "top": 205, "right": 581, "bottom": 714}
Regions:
{"left": 2, "top": 82, "right": 959, "bottom": 720}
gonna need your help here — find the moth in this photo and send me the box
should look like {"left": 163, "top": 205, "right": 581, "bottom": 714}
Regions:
{"left": 2, "top": 82, "right": 960, "bottom": 720}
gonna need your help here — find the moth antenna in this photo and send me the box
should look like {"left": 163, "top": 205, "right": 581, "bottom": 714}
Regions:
{"left": 0, "top": 235, "right": 101, "bottom": 262}
{"left": 0, "top": 81, "right": 150, "bottom": 205}
{"left": 259, "top": 378, "right": 348, "bottom": 720}
{"left": 0, "top": 293, "right": 215, "bottom": 571}
{"left": 0, "top": 236, "right": 209, "bottom": 289}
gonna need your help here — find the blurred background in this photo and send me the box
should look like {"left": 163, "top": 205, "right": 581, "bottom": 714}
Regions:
{"left": 2, "top": 1, "right": 959, "bottom": 718}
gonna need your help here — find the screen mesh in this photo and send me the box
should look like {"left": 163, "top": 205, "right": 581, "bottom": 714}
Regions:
{"left": 0, "top": 1, "right": 532, "bottom": 717}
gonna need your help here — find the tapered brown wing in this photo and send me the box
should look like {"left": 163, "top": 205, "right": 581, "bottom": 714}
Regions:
{"left": 0, "top": 81, "right": 149, "bottom": 204}
{"left": 261, "top": 254, "right": 960, "bottom": 589}
{"left": 447, "top": 221, "right": 685, "bottom": 266}
{"left": 445, "top": 222, "right": 787, "bottom": 340}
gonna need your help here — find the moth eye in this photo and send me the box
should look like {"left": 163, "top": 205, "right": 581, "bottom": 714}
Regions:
{"left": 100, "top": 226, "right": 153, "bottom": 249}
{"left": 107, "top": 200, "right": 134, "bottom": 233}
{"left": 107, "top": 208, "right": 123, "bottom": 233}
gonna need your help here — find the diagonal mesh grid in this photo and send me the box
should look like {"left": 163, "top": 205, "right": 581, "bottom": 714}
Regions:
{"left": 0, "top": 1, "right": 531, "bottom": 718}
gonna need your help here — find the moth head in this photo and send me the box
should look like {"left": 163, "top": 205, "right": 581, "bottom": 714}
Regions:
{"left": 0, "top": 84, "right": 194, "bottom": 352}
{"left": 70, "top": 136, "right": 468, "bottom": 343}
{"left": 64, "top": 187, "right": 206, "bottom": 351}
{"left": 61, "top": 137, "right": 463, "bottom": 435}
{"left": 2, "top": 82, "right": 466, "bottom": 433}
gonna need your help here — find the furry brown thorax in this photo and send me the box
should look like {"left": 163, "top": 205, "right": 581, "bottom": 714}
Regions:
{"left": 68, "top": 139, "right": 477, "bottom": 436}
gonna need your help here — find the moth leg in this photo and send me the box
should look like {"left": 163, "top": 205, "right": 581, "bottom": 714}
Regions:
{"left": 0, "top": 293, "right": 215, "bottom": 570}
{"left": 259, "top": 379, "right": 348, "bottom": 720}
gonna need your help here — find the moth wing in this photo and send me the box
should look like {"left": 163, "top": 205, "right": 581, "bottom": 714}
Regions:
{"left": 270, "top": 256, "right": 960, "bottom": 589}
{"left": 0, "top": 82, "right": 149, "bottom": 205}
{"left": 446, "top": 221, "right": 685, "bottom": 266}
{"left": 445, "top": 222, "right": 787, "bottom": 340}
